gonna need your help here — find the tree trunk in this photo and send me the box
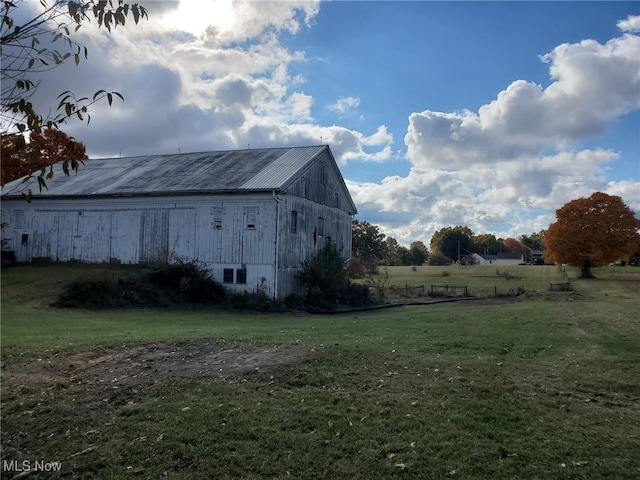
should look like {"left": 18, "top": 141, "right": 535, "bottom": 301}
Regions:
{"left": 580, "top": 258, "right": 595, "bottom": 278}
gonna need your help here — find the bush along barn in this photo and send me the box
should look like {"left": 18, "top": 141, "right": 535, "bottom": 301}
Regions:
{"left": 0, "top": 145, "right": 357, "bottom": 299}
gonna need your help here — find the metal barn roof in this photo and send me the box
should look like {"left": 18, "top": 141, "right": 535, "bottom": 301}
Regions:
{"left": 2, "top": 145, "right": 334, "bottom": 198}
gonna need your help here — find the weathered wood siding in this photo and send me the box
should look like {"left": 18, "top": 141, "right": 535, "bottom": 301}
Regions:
{"left": 2, "top": 195, "right": 280, "bottom": 297}
{"left": 275, "top": 194, "right": 352, "bottom": 297}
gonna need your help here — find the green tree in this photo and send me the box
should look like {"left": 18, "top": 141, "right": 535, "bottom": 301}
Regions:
{"left": 520, "top": 230, "right": 546, "bottom": 252}
{"left": 428, "top": 252, "right": 452, "bottom": 266}
{"left": 352, "top": 220, "right": 386, "bottom": 273}
{"left": 1, "top": 0, "right": 148, "bottom": 186}
{"left": 545, "top": 192, "right": 640, "bottom": 278}
{"left": 430, "top": 226, "right": 473, "bottom": 263}
{"left": 408, "top": 240, "right": 428, "bottom": 266}
{"left": 382, "top": 236, "right": 408, "bottom": 266}
{"left": 297, "top": 240, "right": 349, "bottom": 304}
{"left": 471, "top": 233, "right": 500, "bottom": 255}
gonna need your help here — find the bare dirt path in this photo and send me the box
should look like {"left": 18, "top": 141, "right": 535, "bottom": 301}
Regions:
{"left": 2, "top": 341, "right": 311, "bottom": 392}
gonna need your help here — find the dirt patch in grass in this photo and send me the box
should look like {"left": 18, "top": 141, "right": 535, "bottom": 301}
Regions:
{"left": 1, "top": 341, "right": 312, "bottom": 392}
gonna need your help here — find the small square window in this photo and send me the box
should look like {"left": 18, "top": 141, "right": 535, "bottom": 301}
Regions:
{"left": 236, "top": 268, "right": 247, "bottom": 284}
{"left": 21, "top": 234, "right": 29, "bottom": 245}
{"left": 223, "top": 268, "right": 234, "bottom": 284}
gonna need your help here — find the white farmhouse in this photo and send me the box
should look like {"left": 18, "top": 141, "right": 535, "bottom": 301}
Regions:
{"left": 1, "top": 145, "right": 357, "bottom": 299}
{"left": 471, "top": 252, "right": 525, "bottom": 266}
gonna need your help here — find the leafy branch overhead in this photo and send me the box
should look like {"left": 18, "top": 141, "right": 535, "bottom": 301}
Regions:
{"left": 1, "top": 129, "right": 88, "bottom": 192}
{"left": 1, "top": 0, "right": 148, "bottom": 135}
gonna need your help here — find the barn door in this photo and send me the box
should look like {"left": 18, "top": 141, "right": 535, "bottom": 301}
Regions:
{"left": 169, "top": 209, "right": 196, "bottom": 260}
{"left": 55, "top": 213, "right": 76, "bottom": 261}
{"left": 80, "top": 212, "right": 112, "bottom": 262}
{"left": 139, "top": 210, "right": 169, "bottom": 263}
{"left": 71, "top": 213, "right": 83, "bottom": 260}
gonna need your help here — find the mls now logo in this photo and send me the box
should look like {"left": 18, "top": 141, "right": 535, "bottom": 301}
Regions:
{"left": 2, "top": 460, "right": 62, "bottom": 473}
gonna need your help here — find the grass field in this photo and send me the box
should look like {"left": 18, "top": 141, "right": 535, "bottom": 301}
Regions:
{"left": 1, "top": 263, "right": 639, "bottom": 479}
{"left": 365, "top": 264, "right": 570, "bottom": 299}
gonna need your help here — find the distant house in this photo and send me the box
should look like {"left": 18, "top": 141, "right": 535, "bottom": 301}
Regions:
{"left": 471, "top": 252, "right": 524, "bottom": 266}
{"left": 1, "top": 145, "right": 357, "bottom": 299}
{"left": 531, "top": 249, "right": 545, "bottom": 265}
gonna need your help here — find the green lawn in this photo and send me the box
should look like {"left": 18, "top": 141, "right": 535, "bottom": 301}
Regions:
{"left": 1, "top": 263, "right": 639, "bottom": 479}
{"left": 369, "top": 264, "right": 570, "bottom": 298}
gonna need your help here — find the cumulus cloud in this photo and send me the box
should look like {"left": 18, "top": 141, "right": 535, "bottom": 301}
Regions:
{"left": 618, "top": 14, "right": 640, "bottom": 33}
{"left": 158, "top": 0, "right": 320, "bottom": 46}
{"left": 355, "top": 20, "right": 640, "bottom": 244}
{"left": 14, "top": 0, "right": 392, "bottom": 162}
{"left": 404, "top": 30, "right": 640, "bottom": 171}
{"left": 329, "top": 96, "right": 361, "bottom": 114}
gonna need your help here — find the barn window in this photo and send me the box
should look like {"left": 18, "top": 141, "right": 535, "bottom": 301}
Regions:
{"left": 14, "top": 210, "right": 23, "bottom": 229}
{"left": 236, "top": 268, "right": 247, "bottom": 284}
{"left": 21, "top": 234, "right": 28, "bottom": 245}
{"left": 301, "top": 177, "right": 307, "bottom": 198}
{"left": 223, "top": 268, "right": 234, "bottom": 283}
{"left": 334, "top": 191, "right": 340, "bottom": 208}
{"left": 213, "top": 208, "right": 224, "bottom": 230}
{"left": 318, "top": 217, "right": 324, "bottom": 237}
{"left": 319, "top": 163, "right": 326, "bottom": 185}
{"left": 245, "top": 208, "right": 258, "bottom": 230}
{"left": 291, "top": 210, "right": 298, "bottom": 233}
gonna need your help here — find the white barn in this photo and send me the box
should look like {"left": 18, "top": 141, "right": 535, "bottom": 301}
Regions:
{"left": 1, "top": 145, "right": 357, "bottom": 299}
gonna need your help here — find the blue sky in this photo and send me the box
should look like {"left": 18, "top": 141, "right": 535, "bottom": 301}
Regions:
{"left": 10, "top": 0, "right": 640, "bottom": 245}
{"left": 288, "top": 1, "right": 639, "bottom": 181}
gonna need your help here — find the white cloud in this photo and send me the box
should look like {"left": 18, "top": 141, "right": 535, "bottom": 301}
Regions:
{"left": 362, "top": 21, "right": 640, "bottom": 245}
{"left": 404, "top": 30, "right": 640, "bottom": 172}
{"left": 329, "top": 96, "right": 361, "bottom": 114}
{"left": 17, "top": 0, "right": 393, "bottom": 163}
{"left": 159, "top": 0, "right": 320, "bottom": 45}
{"left": 618, "top": 15, "right": 640, "bottom": 33}
{"left": 606, "top": 180, "right": 640, "bottom": 213}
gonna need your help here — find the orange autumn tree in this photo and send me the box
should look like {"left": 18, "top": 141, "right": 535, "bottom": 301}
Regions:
{"left": 545, "top": 192, "right": 640, "bottom": 278}
{"left": 1, "top": 129, "right": 88, "bottom": 188}
{"left": 500, "top": 237, "right": 526, "bottom": 254}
